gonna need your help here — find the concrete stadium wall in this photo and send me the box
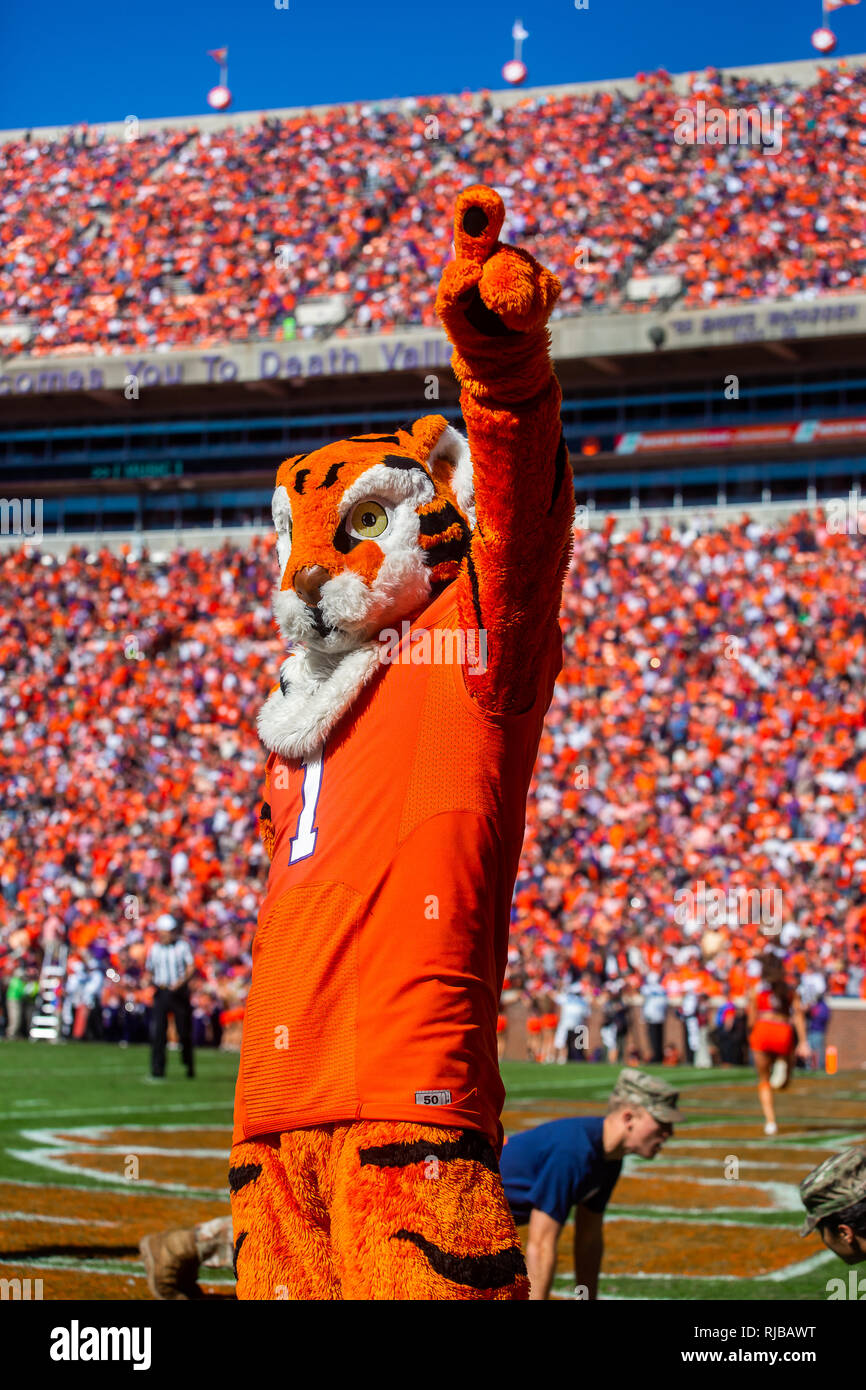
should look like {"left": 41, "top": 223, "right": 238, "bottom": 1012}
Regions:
{"left": 4, "top": 280, "right": 865, "bottom": 382}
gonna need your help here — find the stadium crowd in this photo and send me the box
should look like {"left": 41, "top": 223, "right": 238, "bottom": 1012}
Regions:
{"left": 1, "top": 508, "right": 865, "bottom": 1060}
{"left": 3, "top": 63, "right": 866, "bottom": 356}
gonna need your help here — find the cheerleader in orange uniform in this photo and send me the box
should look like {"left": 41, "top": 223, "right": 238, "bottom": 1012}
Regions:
{"left": 747, "top": 954, "right": 809, "bottom": 1136}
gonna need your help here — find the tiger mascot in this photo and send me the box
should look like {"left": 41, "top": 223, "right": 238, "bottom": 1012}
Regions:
{"left": 229, "top": 186, "right": 574, "bottom": 1299}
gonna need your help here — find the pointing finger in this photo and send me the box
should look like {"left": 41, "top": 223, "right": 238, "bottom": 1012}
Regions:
{"left": 453, "top": 185, "right": 505, "bottom": 268}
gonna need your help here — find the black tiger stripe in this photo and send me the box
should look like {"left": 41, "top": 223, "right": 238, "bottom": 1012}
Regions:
{"left": 285, "top": 453, "right": 309, "bottom": 470}
{"left": 333, "top": 524, "right": 361, "bottom": 554}
{"left": 422, "top": 534, "right": 470, "bottom": 568}
{"left": 547, "top": 429, "right": 568, "bottom": 516}
{"left": 293, "top": 469, "right": 310, "bottom": 495}
{"left": 389, "top": 1230, "right": 526, "bottom": 1290}
{"left": 259, "top": 802, "right": 271, "bottom": 822}
{"left": 358, "top": 1130, "right": 500, "bottom": 1173}
{"left": 229, "top": 1162, "right": 262, "bottom": 1194}
{"left": 379, "top": 453, "right": 432, "bottom": 478}
{"left": 346, "top": 434, "right": 402, "bottom": 444}
{"left": 232, "top": 1231, "right": 248, "bottom": 1280}
{"left": 465, "top": 549, "right": 483, "bottom": 630}
{"left": 310, "top": 607, "right": 330, "bottom": 638}
{"left": 317, "top": 462, "right": 345, "bottom": 489}
{"left": 418, "top": 501, "right": 468, "bottom": 539}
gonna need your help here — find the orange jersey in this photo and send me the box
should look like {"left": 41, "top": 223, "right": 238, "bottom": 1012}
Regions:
{"left": 233, "top": 583, "right": 562, "bottom": 1150}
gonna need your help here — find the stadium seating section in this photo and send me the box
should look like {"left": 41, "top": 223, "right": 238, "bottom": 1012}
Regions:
{"left": 3, "top": 64, "right": 866, "bottom": 356}
{"left": 2, "top": 510, "right": 865, "bottom": 1029}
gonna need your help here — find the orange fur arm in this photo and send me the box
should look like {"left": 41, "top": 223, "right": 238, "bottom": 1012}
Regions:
{"left": 436, "top": 186, "right": 574, "bottom": 715}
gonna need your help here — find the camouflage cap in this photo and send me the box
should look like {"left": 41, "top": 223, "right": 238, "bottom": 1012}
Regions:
{"left": 609, "top": 1068, "right": 680, "bottom": 1123}
{"left": 799, "top": 1147, "right": 866, "bottom": 1236}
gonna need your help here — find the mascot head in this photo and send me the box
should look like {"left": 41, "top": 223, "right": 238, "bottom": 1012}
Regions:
{"left": 259, "top": 415, "right": 476, "bottom": 761}
{"left": 271, "top": 415, "right": 474, "bottom": 656}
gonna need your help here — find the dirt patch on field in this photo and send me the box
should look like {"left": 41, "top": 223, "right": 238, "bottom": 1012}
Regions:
{"left": 555, "top": 1217, "right": 804, "bottom": 1278}
{"left": 680, "top": 1085, "right": 866, "bottom": 1125}
{"left": 612, "top": 1176, "right": 773, "bottom": 1209}
{"left": 502, "top": 1102, "right": 602, "bottom": 1129}
{"left": 56, "top": 1151, "right": 228, "bottom": 1190}
{"left": 8, "top": 1084, "right": 863, "bottom": 1300}
{"left": 670, "top": 1124, "right": 829, "bottom": 1140}
{"left": 0, "top": 1178, "right": 231, "bottom": 1303}
{"left": 665, "top": 1143, "right": 836, "bottom": 1167}
{"left": 0, "top": 1182, "right": 225, "bottom": 1232}
{"left": 56, "top": 1128, "right": 231, "bottom": 1152}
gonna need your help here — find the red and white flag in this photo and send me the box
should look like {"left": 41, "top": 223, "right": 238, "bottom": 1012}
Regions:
{"left": 825, "top": 0, "right": 859, "bottom": 10}
{"left": 207, "top": 47, "right": 228, "bottom": 64}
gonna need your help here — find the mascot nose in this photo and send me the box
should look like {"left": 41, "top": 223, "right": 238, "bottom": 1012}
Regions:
{"left": 294, "top": 565, "right": 330, "bottom": 607}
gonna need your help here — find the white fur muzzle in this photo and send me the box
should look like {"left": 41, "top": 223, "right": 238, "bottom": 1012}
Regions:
{"left": 257, "top": 644, "right": 384, "bottom": 761}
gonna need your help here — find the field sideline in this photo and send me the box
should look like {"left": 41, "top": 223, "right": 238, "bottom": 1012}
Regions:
{"left": 1, "top": 1041, "right": 863, "bottom": 1301}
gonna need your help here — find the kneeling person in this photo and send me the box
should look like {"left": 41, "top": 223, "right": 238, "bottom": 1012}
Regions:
{"left": 800, "top": 1146, "right": 866, "bottom": 1265}
{"left": 499, "top": 1068, "right": 679, "bottom": 1300}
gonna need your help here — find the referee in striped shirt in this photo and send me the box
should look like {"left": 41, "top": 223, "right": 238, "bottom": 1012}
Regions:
{"left": 144, "top": 915, "right": 196, "bottom": 1079}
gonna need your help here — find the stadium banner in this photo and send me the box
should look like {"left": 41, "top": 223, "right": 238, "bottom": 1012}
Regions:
{"left": 616, "top": 416, "right": 866, "bottom": 454}
{"left": 3, "top": 293, "right": 866, "bottom": 398}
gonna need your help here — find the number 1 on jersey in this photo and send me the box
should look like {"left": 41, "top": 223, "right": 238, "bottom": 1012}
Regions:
{"left": 289, "top": 756, "right": 323, "bottom": 864}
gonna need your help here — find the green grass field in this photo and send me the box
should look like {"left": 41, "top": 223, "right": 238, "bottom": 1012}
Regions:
{"left": 1, "top": 1040, "right": 863, "bottom": 1300}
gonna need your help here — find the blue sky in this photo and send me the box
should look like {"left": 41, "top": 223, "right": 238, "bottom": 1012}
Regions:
{"left": 2, "top": 0, "right": 865, "bottom": 130}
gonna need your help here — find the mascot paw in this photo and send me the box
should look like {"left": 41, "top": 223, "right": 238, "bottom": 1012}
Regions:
{"left": 436, "top": 185, "right": 561, "bottom": 399}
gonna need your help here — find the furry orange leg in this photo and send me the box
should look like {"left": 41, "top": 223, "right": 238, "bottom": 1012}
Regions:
{"left": 229, "top": 1131, "right": 341, "bottom": 1300}
{"left": 230, "top": 1121, "right": 528, "bottom": 1301}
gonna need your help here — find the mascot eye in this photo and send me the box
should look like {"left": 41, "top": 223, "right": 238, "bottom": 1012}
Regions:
{"left": 349, "top": 500, "right": 389, "bottom": 540}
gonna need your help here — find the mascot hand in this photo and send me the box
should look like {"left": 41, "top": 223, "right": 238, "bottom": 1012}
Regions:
{"left": 435, "top": 185, "right": 561, "bottom": 403}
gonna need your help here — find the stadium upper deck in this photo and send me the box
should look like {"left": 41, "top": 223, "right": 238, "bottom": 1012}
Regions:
{"left": 3, "top": 54, "right": 866, "bottom": 363}
{"left": 4, "top": 55, "right": 866, "bottom": 532}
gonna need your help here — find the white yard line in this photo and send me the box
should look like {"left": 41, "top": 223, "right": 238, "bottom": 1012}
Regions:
{"left": 1, "top": 1101, "right": 228, "bottom": 1121}
{"left": 0, "top": 1210, "right": 117, "bottom": 1227}
{"left": 0, "top": 1255, "right": 234, "bottom": 1283}
{"left": 6, "top": 1148, "right": 226, "bottom": 1197}
{"left": 604, "top": 1213, "right": 800, "bottom": 1229}
{"left": 556, "top": 1251, "right": 834, "bottom": 1283}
